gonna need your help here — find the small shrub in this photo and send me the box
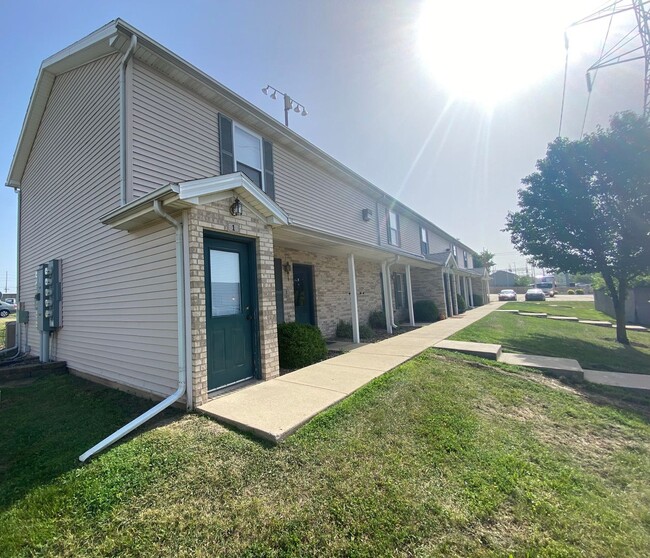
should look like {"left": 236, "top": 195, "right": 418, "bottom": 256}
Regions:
{"left": 368, "top": 309, "right": 386, "bottom": 329}
{"left": 576, "top": 288, "right": 585, "bottom": 295}
{"left": 336, "top": 320, "right": 353, "bottom": 339}
{"left": 473, "top": 294, "right": 483, "bottom": 307}
{"left": 567, "top": 289, "right": 575, "bottom": 295}
{"left": 413, "top": 300, "right": 439, "bottom": 322}
{"left": 359, "top": 324, "right": 375, "bottom": 340}
{"left": 457, "top": 294, "right": 466, "bottom": 314}
{"left": 277, "top": 322, "right": 327, "bottom": 369}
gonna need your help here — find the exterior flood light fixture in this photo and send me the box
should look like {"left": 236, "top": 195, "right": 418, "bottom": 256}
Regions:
{"left": 262, "top": 84, "right": 308, "bottom": 127}
{"left": 229, "top": 197, "right": 243, "bottom": 216}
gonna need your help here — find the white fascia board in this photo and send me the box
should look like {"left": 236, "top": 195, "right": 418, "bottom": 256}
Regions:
{"left": 178, "top": 173, "right": 290, "bottom": 225}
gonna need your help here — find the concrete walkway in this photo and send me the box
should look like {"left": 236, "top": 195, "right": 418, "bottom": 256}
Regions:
{"left": 198, "top": 303, "right": 505, "bottom": 442}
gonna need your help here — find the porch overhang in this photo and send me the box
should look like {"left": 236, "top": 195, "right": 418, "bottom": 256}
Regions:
{"left": 101, "top": 173, "right": 290, "bottom": 231}
{"left": 273, "top": 224, "right": 442, "bottom": 269}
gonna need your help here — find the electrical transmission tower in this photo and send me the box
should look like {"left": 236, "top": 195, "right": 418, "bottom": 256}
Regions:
{"left": 572, "top": 0, "right": 650, "bottom": 119}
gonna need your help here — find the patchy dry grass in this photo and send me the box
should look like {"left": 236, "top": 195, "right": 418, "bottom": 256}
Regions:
{"left": 1, "top": 352, "right": 649, "bottom": 557}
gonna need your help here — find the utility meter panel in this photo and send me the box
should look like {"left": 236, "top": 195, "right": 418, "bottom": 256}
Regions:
{"left": 35, "top": 259, "right": 62, "bottom": 332}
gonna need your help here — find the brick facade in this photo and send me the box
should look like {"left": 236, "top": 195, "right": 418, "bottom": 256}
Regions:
{"left": 410, "top": 266, "right": 448, "bottom": 319}
{"left": 273, "top": 246, "right": 383, "bottom": 337}
{"left": 187, "top": 198, "right": 278, "bottom": 407}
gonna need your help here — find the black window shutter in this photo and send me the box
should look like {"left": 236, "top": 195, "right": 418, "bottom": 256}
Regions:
{"left": 218, "top": 114, "right": 234, "bottom": 175}
{"left": 274, "top": 258, "right": 284, "bottom": 323}
{"left": 263, "top": 139, "right": 275, "bottom": 200}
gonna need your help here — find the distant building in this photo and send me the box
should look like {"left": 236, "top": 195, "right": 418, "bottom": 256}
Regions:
{"left": 490, "top": 270, "right": 518, "bottom": 288}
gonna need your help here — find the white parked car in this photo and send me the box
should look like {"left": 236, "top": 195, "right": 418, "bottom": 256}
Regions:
{"left": 0, "top": 300, "right": 17, "bottom": 318}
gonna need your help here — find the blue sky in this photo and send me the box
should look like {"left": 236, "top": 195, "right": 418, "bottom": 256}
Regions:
{"left": 0, "top": 0, "right": 644, "bottom": 293}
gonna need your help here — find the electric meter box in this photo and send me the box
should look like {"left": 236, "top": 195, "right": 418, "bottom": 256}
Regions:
{"left": 35, "top": 259, "right": 62, "bottom": 332}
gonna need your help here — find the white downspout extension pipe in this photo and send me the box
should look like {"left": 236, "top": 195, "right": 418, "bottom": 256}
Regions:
{"left": 79, "top": 200, "right": 186, "bottom": 462}
{"left": 119, "top": 34, "right": 137, "bottom": 207}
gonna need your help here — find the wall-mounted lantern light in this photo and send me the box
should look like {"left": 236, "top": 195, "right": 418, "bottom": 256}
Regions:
{"left": 283, "top": 262, "right": 292, "bottom": 274}
{"left": 362, "top": 208, "right": 373, "bottom": 221}
{"left": 229, "top": 197, "right": 243, "bottom": 216}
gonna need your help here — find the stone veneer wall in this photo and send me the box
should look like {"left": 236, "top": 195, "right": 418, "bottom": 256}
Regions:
{"left": 273, "top": 246, "right": 383, "bottom": 337}
{"left": 410, "top": 266, "right": 448, "bottom": 319}
{"left": 187, "top": 199, "right": 278, "bottom": 407}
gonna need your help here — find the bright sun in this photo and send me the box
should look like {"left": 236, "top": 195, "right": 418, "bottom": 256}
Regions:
{"left": 417, "top": 0, "right": 604, "bottom": 107}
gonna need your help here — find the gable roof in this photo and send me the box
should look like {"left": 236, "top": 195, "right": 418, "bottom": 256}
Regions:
{"left": 6, "top": 18, "right": 478, "bottom": 256}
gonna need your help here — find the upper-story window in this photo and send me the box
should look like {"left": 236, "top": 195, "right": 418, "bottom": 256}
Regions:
{"left": 452, "top": 244, "right": 457, "bottom": 258}
{"left": 420, "top": 227, "right": 429, "bottom": 255}
{"left": 218, "top": 114, "right": 276, "bottom": 199}
{"left": 234, "top": 125, "right": 263, "bottom": 190}
{"left": 387, "top": 210, "right": 400, "bottom": 246}
{"left": 463, "top": 250, "right": 468, "bottom": 268}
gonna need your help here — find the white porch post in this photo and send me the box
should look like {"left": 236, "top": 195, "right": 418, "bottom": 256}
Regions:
{"left": 382, "top": 261, "right": 393, "bottom": 334}
{"left": 405, "top": 264, "right": 415, "bottom": 326}
{"left": 469, "top": 278, "right": 474, "bottom": 307}
{"left": 444, "top": 271, "right": 453, "bottom": 317}
{"left": 348, "top": 253, "right": 360, "bottom": 343}
{"left": 451, "top": 273, "right": 459, "bottom": 315}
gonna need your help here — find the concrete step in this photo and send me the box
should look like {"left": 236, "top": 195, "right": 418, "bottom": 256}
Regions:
{"left": 434, "top": 340, "right": 502, "bottom": 361}
{"left": 547, "top": 315, "right": 580, "bottom": 321}
{"left": 498, "top": 353, "right": 583, "bottom": 380}
{"left": 578, "top": 320, "right": 612, "bottom": 327}
{"left": 583, "top": 370, "right": 650, "bottom": 391}
{"left": 519, "top": 312, "right": 547, "bottom": 318}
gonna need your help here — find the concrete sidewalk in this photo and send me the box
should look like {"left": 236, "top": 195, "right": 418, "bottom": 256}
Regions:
{"left": 198, "top": 303, "right": 504, "bottom": 442}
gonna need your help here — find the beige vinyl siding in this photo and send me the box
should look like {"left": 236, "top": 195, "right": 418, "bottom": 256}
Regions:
{"left": 428, "top": 231, "right": 451, "bottom": 254}
{"left": 273, "top": 144, "right": 378, "bottom": 244}
{"left": 19, "top": 53, "right": 179, "bottom": 398}
{"left": 378, "top": 203, "right": 389, "bottom": 246}
{"left": 399, "top": 216, "right": 421, "bottom": 255}
{"left": 131, "top": 60, "right": 219, "bottom": 199}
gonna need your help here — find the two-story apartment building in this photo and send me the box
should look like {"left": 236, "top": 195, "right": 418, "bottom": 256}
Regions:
{"left": 6, "top": 20, "right": 489, "bottom": 410}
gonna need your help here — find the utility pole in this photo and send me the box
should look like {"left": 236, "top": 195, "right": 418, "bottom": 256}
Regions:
{"left": 572, "top": 0, "right": 650, "bottom": 118}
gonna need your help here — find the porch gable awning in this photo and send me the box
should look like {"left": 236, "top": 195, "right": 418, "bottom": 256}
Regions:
{"left": 101, "top": 173, "right": 290, "bottom": 231}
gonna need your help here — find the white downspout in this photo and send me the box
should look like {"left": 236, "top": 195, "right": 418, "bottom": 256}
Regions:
{"left": 119, "top": 34, "right": 137, "bottom": 206}
{"left": 79, "top": 200, "right": 186, "bottom": 461}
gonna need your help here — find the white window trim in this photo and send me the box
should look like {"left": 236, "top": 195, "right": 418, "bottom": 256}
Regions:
{"left": 233, "top": 121, "right": 265, "bottom": 192}
{"left": 420, "top": 226, "right": 429, "bottom": 254}
{"left": 388, "top": 210, "right": 400, "bottom": 246}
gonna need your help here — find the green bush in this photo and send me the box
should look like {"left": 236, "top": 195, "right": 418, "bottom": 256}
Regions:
{"left": 567, "top": 289, "right": 575, "bottom": 295}
{"left": 368, "top": 309, "right": 386, "bottom": 329}
{"left": 413, "top": 300, "right": 439, "bottom": 322}
{"left": 336, "top": 320, "right": 353, "bottom": 339}
{"left": 473, "top": 294, "right": 483, "bottom": 307}
{"left": 576, "top": 288, "right": 585, "bottom": 295}
{"left": 277, "top": 322, "right": 327, "bottom": 369}
{"left": 457, "top": 294, "right": 467, "bottom": 314}
{"left": 359, "top": 324, "right": 375, "bottom": 340}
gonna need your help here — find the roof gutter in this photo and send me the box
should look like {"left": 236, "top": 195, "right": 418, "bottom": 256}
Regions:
{"left": 119, "top": 33, "right": 137, "bottom": 206}
{"left": 79, "top": 198, "right": 187, "bottom": 462}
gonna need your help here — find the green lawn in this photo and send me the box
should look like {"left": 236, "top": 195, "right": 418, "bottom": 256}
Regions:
{"left": 502, "top": 300, "right": 614, "bottom": 321}
{"left": 451, "top": 310, "right": 650, "bottom": 374}
{"left": 2, "top": 358, "right": 650, "bottom": 557}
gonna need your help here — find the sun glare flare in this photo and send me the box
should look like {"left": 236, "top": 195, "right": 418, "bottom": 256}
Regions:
{"left": 417, "top": 0, "right": 608, "bottom": 108}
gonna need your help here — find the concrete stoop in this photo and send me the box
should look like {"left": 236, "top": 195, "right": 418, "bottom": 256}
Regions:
{"left": 498, "top": 308, "right": 648, "bottom": 332}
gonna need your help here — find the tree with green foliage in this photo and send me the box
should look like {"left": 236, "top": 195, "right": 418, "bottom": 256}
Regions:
{"left": 514, "top": 275, "right": 533, "bottom": 287}
{"left": 505, "top": 112, "right": 650, "bottom": 344}
{"left": 473, "top": 249, "right": 495, "bottom": 270}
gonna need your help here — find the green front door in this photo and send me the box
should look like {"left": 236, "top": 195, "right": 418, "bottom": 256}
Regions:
{"left": 204, "top": 236, "right": 257, "bottom": 390}
{"left": 293, "top": 264, "right": 315, "bottom": 325}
